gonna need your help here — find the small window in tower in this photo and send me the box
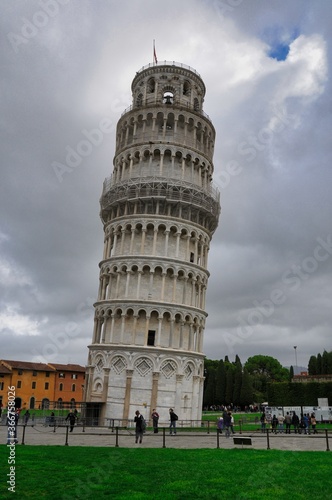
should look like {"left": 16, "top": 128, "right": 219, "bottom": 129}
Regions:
{"left": 194, "top": 97, "right": 200, "bottom": 111}
{"left": 147, "top": 78, "right": 155, "bottom": 93}
{"left": 183, "top": 81, "right": 190, "bottom": 96}
{"left": 163, "top": 92, "right": 173, "bottom": 105}
{"left": 147, "top": 330, "right": 156, "bottom": 346}
{"left": 190, "top": 252, "right": 195, "bottom": 263}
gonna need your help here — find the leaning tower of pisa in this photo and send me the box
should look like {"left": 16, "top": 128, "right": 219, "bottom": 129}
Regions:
{"left": 85, "top": 61, "right": 220, "bottom": 425}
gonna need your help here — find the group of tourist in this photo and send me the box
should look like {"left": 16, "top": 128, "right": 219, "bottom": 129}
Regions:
{"left": 217, "top": 410, "right": 236, "bottom": 437}
{"left": 134, "top": 407, "right": 178, "bottom": 443}
{"left": 260, "top": 411, "right": 318, "bottom": 434}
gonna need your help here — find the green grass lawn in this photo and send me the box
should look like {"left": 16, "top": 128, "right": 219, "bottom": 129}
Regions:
{"left": 1, "top": 446, "right": 331, "bottom": 499}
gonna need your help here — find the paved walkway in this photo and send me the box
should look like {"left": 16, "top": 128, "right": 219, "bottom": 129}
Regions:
{"left": 1, "top": 424, "right": 331, "bottom": 451}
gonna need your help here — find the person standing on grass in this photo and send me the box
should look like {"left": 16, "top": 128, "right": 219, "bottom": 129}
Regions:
{"left": 260, "top": 412, "right": 267, "bottom": 433}
{"left": 223, "top": 411, "right": 231, "bottom": 438}
{"left": 272, "top": 414, "right": 278, "bottom": 434}
{"left": 151, "top": 409, "right": 159, "bottom": 433}
{"left": 169, "top": 408, "right": 178, "bottom": 435}
{"left": 284, "top": 412, "right": 292, "bottom": 434}
{"left": 134, "top": 410, "right": 144, "bottom": 444}
{"left": 229, "top": 412, "right": 235, "bottom": 434}
{"left": 217, "top": 416, "right": 223, "bottom": 434}
{"left": 303, "top": 413, "right": 310, "bottom": 434}
{"left": 65, "top": 410, "right": 76, "bottom": 432}
{"left": 24, "top": 410, "right": 30, "bottom": 425}
{"left": 277, "top": 414, "right": 285, "bottom": 433}
{"left": 310, "top": 413, "right": 318, "bottom": 434}
{"left": 292, "top": 412, "right": 300, "bottom": 433}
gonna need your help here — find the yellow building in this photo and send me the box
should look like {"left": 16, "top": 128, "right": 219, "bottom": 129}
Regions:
{"left": 0, "top": 360, "right": 85, "bottom": 410}
{"left": 48, "top": 363, "right": 85, "bottom": 407}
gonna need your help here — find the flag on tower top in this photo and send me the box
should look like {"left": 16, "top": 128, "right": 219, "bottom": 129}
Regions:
{"left": 153, "top": 40, "right": 158, "bottom": 64}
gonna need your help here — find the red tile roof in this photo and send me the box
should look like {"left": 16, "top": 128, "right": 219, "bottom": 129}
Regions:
{"left": 0, "top": 364, "right": 12, "bottom": 374}
{"left": 47, "top": 363, "right": 86, "bottom": 372}
{"left": 1, "top": 360, "right": 54, "bottom": 371}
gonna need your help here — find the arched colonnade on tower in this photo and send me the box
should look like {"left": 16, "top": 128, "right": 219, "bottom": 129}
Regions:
{"left": 102, "top": 220, "right": 210, "bottom": 267}
{"left": 116, "top": 110, "right": 215, "bottom": 162}
{"left": 92, "top": 304, "right": 206, "bottom": 353}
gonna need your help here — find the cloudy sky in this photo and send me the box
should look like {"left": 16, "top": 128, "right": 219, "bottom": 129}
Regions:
{"left": 1, "top": 0, "right": 331, "bottom": 371}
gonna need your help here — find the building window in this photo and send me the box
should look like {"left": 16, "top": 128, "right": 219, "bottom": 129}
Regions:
{"left": 59, "top": 383, "right": 63, "bottom": 391}
{"left": 42, "top": 398, "right": 49, "bottom": 409}
{"left": 147, "top": 330, "right": 156, "bottom": 346}
{"left": 18, "top": 370, "right": 23, "bottom": 375}
{"left": 32, "top": 371, "right": 37, "bottom": 376}
{"left": 0, "top": 382, "right": 4, "bottom": 390}
{"left": 45, "top": 372, "right": 50, "bottom": 377}
{"left": 17, "top": 381, "right": 22, "bottom": 389}
{"left": 72, "top": 384, "right": 76, "bottom": 392}
{"left": 190, "top": 252, "right": 194, "bottom": 263}
{"left": 45, "top": 382, "right": 49, "bottom": 390}
{"left": 59, "top": 373, "right": 65, "bottom": 378}
{"left": 71, "top": 374, "right": 77, "bottom": 379}
{"left": 32, "top": 382, "right": 36, "bottom": 389}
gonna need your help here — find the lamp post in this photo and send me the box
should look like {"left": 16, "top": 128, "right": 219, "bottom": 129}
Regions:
{"left": 293, "top": 346, "right": 298, "bottom": 375}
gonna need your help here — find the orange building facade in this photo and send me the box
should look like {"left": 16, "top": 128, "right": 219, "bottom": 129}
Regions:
{"left": 0, "top": 360, "right": 85, "bottom": 410}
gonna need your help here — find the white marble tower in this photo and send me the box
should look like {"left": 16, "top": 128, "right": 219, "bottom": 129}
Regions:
{"left": 85, "top": 61, "right": 220, "bottom": 425}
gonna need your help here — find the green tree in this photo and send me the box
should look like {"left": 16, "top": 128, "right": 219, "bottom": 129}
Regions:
{"left": 225, "top": 366, "right": 234, "bottom": 405}
{"left": 327, "top": 352, "right": 332, "bottom": 374}
{"left": 239, "top": 368, "right": 253, "bottom": 406}
{"left": 232, "top": 355, "right": 242, "bottom": 404}
{"left": 233, "top": 364, "right": 242, "bottom": 405}
{"left": 317, "top": 353, "right": 322, "bottom": 374}
{"left": 215, "top": 359, "right": 226, "bottom": 404}
{"left": 308, "top": 355, "right": 317, "bottom": 375}
{"left": 289, "top": 365, "right": 294, "bottom": 381}
{"left": 203, "top": 366, "right": 216, "bottom": 407}
{"left": 244, "top": 355, "right": 289, "bottom": 402}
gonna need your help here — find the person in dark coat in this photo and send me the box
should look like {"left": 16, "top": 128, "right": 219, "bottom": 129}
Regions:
{"left": 292, "top": 412, "right": 300, "bottom": 434}
{"left": 169, "top": 408, "right": 178, "bottom": 435}
{"left": 24, "top": 410, "right": 30, "bottom": 425}
{"left": 65, "top": 411, "right": 76, "bottom": 432}
{"left": 151, "top": 409, "right": 159, "bottom": 433}
{"left": 134, "top": 410, "right": 144, "bottom": 444}
{"left": 272, "top": 414, "right": 278, "bottom": 434}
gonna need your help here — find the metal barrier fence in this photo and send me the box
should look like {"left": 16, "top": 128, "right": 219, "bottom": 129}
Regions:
{"left": 2, "top": 423, "right": 331, "bottom": 451}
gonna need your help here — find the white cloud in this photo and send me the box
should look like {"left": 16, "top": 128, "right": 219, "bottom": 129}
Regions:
{"left": 0, "top": 305, "right": 47, "bottom": 336}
